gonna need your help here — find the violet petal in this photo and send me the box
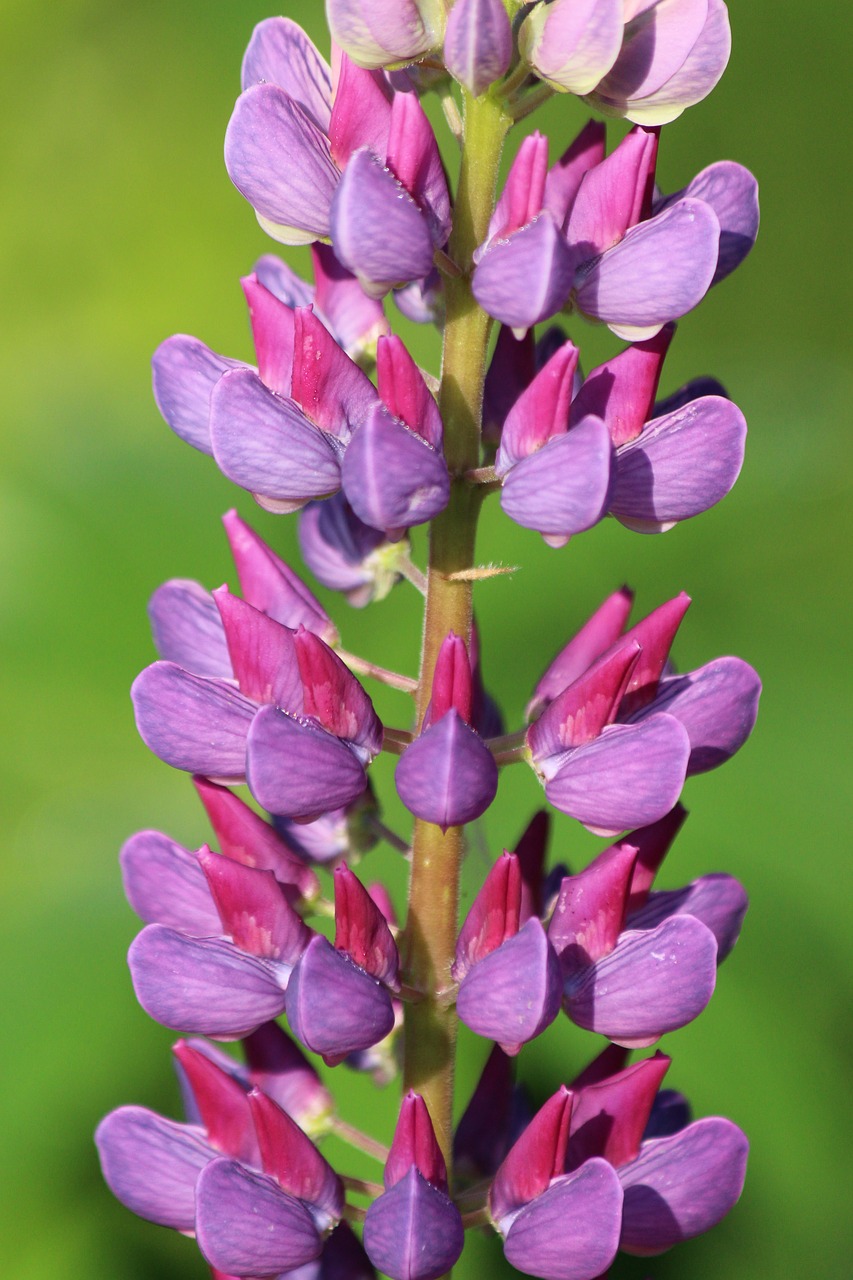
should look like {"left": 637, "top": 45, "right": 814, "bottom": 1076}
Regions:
{"left": 120, "top": 830, "right": 221, "bottom": 936}
{"left": 637, "top": 656, "right": 761, "bottom": 774}
{"left": 502, "top": 1157, "right": 623, "bottom": 1280}
{"left": 395, "top": 711, "right": 498, "bottom": 830}
{"left": 151, "top": 335, "right": 243, "bottom": 455}
{"left": 285, "top": 935, "right": 395, "bottom": 1059}
{"left": 456, "top": 919, "right": 562, "bottom": 1052}
{"left": 95, "top": 1107, "right": 214, "bottom": 1232}
{"left": 627, "top": 873, "right": 748, "bottom": 962}
{"left": 225, "top": 84, "right": 338, "bottom": 244}
{"left": 342, "top": 406, "right": 450, "bottom": 533}
{"left": 195, "top": 1157, "right": 323, "bottom": 1275}
{"left": 331, "top": 148, "right": 436, "bottom": 297}
{"left": 619, "top": 1117, "right": 748, "bottom": 1254}
{"left": 565, "top": 915, "right": 718, "bottom": 1043}
{"left": 575, "top": 198, "right": 720, "bottom": 337}
{"left": 444, "top": 0, "right": 512, "bottom": 98}
{"left": 247, "top": 706, "right": 368, "bottom": 820}
{"left": 148, "top": 579, "right": 231, "bottom": 678}
{"left": 473, "top": 214, "right": 576, "bottom": 329}
{"left": 363, "top": 1167, "right": 464, "bottom": 1280}
{"left": 131, "top": 662, "right": 255, "bottom": 779}
{"left": 210, "top": 368, "right": 343, "bottom": 512}
{"left": 129, "top": 925, "right": 287, "bottom": 1038}
{"left": 611, "top": 394, "right": 747, "bottom": 531}
{"left": 501, "top": 416, "right": 613, "bottom": 539}
{"left": 544, "top": 714, "right": 690, "bottom": 835}
{"left": 241, "top": 18, "right": 332, "bottom": 133}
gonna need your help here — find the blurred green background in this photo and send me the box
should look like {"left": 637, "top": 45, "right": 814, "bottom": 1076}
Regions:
{"left": 2, "top": 1, "right": 850, "bottom": 1277}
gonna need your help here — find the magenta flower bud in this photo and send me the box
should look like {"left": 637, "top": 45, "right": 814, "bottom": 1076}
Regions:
{"left": 513, "top": 809, "right": 551, "bottom": 922}
{"left": 395, "top": 633, "right": 498, "bottom": 830}
{"left": 623, "top": 803, "right": 689, "bottom": 912}
{"left": 299, "top": 493, "right": 408, "bottom": 607}
{"left": 519, "top": 0, "right": 624, "bottom": 95}
{"left": 222, "top": 509, "right": 338, "bottom": 644}
{"left": 589, "top": 0, "right": 732, "bottom": 126}
{"left": 193, "top": 777, "right": 321, "bottom": 905}
{"left": 326, "top": 0, "right": 444, "bottom": 71}
{"left": 364, "top": 1094, "right": 464, "bottom": 1280}
{"left": 444, "top": 0, "right": 512, "bottom": 97}
{"left": 377, "top": 335, "right": 443, "bottom": 450}
{"left": 490, "top": 1086, "right": 574, "bottom": 1223}
{"left": 385, "top": 1092, "right": 449, "bottom": 1194}
{"left": 334, "top": 864, "right": 400, "bottom": 990}
{"left": 295, "top": 627, "right": 383, "bottom": 763}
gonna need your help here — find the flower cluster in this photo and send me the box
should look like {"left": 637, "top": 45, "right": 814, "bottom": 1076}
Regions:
{"left": 98, "top": 4, "right": 760, "bottom": 1278}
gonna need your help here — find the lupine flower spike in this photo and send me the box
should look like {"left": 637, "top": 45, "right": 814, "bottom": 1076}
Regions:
{"left": 100, "top": 7, "right": 761, "bottom": 1280}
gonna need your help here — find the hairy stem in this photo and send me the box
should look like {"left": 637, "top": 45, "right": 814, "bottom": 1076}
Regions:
{"left": 401, "top": 89, "right": 511, "bottom": 1182}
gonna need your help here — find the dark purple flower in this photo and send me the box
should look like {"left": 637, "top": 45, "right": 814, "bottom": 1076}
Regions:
{"left": 395, "top": 632, "right": 499, "bottom": 829}
{"left": 364, "top": 1093, "right": 464, "bottom": 1280}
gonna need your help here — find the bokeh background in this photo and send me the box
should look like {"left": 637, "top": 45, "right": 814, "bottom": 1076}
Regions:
{"left": 2, "top": 1, "right": 850, "bottom": 1277}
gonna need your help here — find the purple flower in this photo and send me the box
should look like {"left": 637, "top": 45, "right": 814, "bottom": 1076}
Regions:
{"left": 548, "top": 841, "right": 719, "bottom": 1045}
{"left": 452, "top": 850, "right": 563, "bottom": 1054}
{"left": 586, "top": 0, "right": 733, "bottom": 126}
{"left": 395, "top": 632, "right": 499, "bottom": 829}
{"left": 341, "top": 334, "right": 450, "bottom": 534}
{"left": 364, "top": 1093, "right": 464, "bottom": 1280}
{"left": 568, "top": 323, "right": 747, "bottom": 533}
{"left": 494, "top": 335, "right": 613, "bottom": 544}
{"left": 526, "top": 592, "right": 761, "bottom": 831}
{"left": 195, "top": 1089, "right": 344, "bottom": 1277}
{"left": 489, "top": 1087, "right": 624, "bottom": 1280}
{"left": 133, "top": 593, "right": 383, "bottom": 818}
{"left": 472, "top": 121, "right": 753, "bottom": 340}
{"left": 152, "top": 250, "right": 384, "bottom": 459}
{"left": 225, "top": 22, "right": 450, "bottom": 295}
{"left": 567, "top": 1048, "right": 749, "bottom": 1254}
{"left": 127, "top": 846, "right": 312, "bottom": 1038}
{"left": 285, "top": 865, "right": 399, "bottom": 1064}
{"left": 96, "top": 1039, "right": 260, "bottom": 1233}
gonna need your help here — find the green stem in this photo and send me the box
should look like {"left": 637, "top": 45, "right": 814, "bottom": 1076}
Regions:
{"left": 401, "top": 89, "right": 511, "bottom": 1179}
